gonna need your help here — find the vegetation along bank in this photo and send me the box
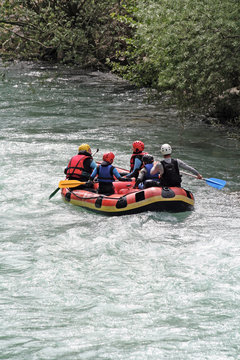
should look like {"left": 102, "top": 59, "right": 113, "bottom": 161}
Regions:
{"left": 0, "top": 0, "right": 239, "bottom": 128}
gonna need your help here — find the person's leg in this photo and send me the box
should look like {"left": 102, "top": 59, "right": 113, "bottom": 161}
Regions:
{"left": 98, "top": 183, "right": 114, "bottom": 195}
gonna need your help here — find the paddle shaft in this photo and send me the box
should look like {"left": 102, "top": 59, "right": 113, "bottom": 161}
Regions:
{"left": 181, "top": 171, "right": 201, "bottom": 180}
{"left": 49, "top": 187, "right": 60, "bottom": 200}
{"left": 92, "top": 148, "right": 99, "bottom": 157}
{"left": 181, "top": 170, "right": 219, "bottom": 184}
{"left": 181, "top": 171, "right": 225, "bottom": 188}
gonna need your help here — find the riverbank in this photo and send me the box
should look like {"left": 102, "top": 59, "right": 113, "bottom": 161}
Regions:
{"left": 1, "top": 0, "right": 239, "bottom": 131}
{"left": 1, "top": 58, "right": 239, "bottom": 135}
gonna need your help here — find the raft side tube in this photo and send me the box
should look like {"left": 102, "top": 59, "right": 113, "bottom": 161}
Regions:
{"left": 61, "top": 185, "right": 194, "bottom": 215}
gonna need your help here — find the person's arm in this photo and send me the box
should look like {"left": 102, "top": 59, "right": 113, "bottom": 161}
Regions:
{"left": 134, "top": 168, "right": 147, "bottom": 188}
{"left": 90, "top": 166, "right": 97, "bottom": 180}
{"left": 113, "top": 168, "right": 129, "bottom": 181}
{"left": 150, "top": 161, "right": 164, "bottom": 176}
{"left": 126, "top": 158, "right": 142, "bottom": 178}
{"left": 90, "top": 160, "right": 97, "bottom": 169}
{"left": 177, "top": 159, "right": 202, "bottom": 179}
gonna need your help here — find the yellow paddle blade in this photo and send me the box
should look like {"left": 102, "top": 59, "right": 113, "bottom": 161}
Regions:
{"left": 58, "top": 180, "right": 86, "bottom": 188}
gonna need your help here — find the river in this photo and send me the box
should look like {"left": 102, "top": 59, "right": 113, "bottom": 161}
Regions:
{"left": 0, "top": 61, "right": 240, "bottom": 360}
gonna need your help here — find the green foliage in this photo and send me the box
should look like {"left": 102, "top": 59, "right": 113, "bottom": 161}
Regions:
{"left": 0, "top": 0, "right": 132, "bottom": 67}
{"left": 1, "top": 0, "right": 239, "bottom": 125}
{"left": 110, "top": 0, "right": 240, "bottom": 123}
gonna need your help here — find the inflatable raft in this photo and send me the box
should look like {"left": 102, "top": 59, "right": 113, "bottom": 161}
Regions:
{"left": 61, "top": 180, "right": 194, "bottom": 216}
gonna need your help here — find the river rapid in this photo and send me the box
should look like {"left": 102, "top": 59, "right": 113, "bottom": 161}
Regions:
{"left": 0, "top": 62, "right": 240, "bottom": 360}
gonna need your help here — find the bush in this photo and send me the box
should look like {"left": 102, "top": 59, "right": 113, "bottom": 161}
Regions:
{"left": 110, "top": 0, "right": 240, "bottom": 124}
{"left": 0, "top": 0, "right": 132, "bottom": 68}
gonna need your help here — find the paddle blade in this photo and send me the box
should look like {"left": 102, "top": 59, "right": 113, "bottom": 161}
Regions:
{"left": 49, "top": 187, "right": 60, "bottom": 200}
{"left": 205, "top": 178, "right": 226, "bottom": 190}
{"left": 58, "top": 180, "right": 86, "bottom": 188}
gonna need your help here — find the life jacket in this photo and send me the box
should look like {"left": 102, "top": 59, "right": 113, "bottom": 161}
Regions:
{"left": 144, "top": 163, "right": 160, "bottom": 180}
{"left": 130, "top": 152, "right": 148, "bottom": 171}
{"left": 97, "top": 163, "right": 114, "bottom": 183}
{"left": 160, "top": 158, "right": 182, "bottom": 187}
{"left": 66, "top": 153, "right": 92, "bottom": 180}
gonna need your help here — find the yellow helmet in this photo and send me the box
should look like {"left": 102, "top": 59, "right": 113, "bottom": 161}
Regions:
{"left": 78, "top": 143, "right": 91, "bottom": 153}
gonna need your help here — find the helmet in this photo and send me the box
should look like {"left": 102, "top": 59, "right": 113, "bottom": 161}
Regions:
{"left": 103, "top": 152, "right": 115, "bottom": 163}
{"left": 142, "top": 154, "right": 154, "bottom": 164}
{"left": 132, "top": 140, "right": 144, "bottom": 152}
{"left": 78, "top": 143, "right": 91, "bottom": 153}
{"left": 161, "top": 144, "right": 172, "bottom": 155}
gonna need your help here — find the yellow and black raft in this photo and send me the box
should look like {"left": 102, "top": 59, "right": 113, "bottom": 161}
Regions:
{"left": 60, "top": 180, "right": 195, "bottom": 216}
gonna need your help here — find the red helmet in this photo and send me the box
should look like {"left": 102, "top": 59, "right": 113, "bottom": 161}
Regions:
{"left": 103, "top": 152, "right": 115, "bottom": 163}
{"left": 132, "top": 140, "right": 144, "bottom": 152}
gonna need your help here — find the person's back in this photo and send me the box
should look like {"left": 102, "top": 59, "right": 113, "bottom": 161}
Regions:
{"left": 144, "top": 162, "right": 160, "bottom": 181}
{"left": 97, "top": 156, "right": 115, "bottom": 195}
{"left": 151, "top": 143, "right": 202, "bottom": 187}
{"left": 160, "top": 157, "right": 182, "bottom": 187}
{"left": 65, "top": 143, "right": 96, "bottom": 183}
{"left": 134, "top": 154, "right": 160, "bottom": 189}
{"left": 90, "top": 152, "right": 128, "bottom": 195}
{"left": 126, "top": 140, "right": 147, "bottom": 179}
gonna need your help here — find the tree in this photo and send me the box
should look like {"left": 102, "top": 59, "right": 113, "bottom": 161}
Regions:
{"left": 0, "top": 0, "right": 132, "bottom": 68}
{"left": 111, "top": 0, "right": 240, "bottom": 124}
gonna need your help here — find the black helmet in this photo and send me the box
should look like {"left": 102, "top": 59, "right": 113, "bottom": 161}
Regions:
{"left": 142, "top": 154, "right": 154, "bottom": 164}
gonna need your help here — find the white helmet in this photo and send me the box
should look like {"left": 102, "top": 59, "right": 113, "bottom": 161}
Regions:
{"left": 161, "top": 143, "right": 172, "bottom": 155}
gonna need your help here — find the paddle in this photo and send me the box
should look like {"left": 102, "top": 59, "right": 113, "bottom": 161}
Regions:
{"left": 181, "top": 171, "right": 226, "bottom": 190}
{"left": 58, "top": 180, "right": 86, "bottom": 188}
{"left": 49, "top": 187, "right": 60, "bottom": 200}
{"left": 49, "top": 148, "right": 99, "bottom": 199}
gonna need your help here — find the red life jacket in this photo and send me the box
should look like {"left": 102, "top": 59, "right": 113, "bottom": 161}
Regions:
{"left": 66, "top": 154, "right": 92, "bottom": 180}
{"left": 130, "top": 152, "right": 148, "bottom": 171}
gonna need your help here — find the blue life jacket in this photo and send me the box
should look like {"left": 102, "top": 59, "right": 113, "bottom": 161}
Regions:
{"left": 145, "top": 163, "right": 160, "bottom": 180}
{"left": 97, "top": 164, "right": 114, "bottom": 183}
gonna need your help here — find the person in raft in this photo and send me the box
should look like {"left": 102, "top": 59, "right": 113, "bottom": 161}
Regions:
{"left": 64, "top": 143, "right": 97, "bottom": 187}
{"left": 88, "top": 152, "right": 128, "bottom": 195}
{"left": 134, "top": 154, "right": 161, "bottom": 189}
{"left": 124, "top": 140, "right": 148, "bottom": 179}
{"left": 150, "top": 143, "right": 203, "bottom": 187}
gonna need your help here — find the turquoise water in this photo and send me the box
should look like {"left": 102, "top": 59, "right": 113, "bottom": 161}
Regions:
{"left": 0, "top": 62, "right": 240, "bottom": 359}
